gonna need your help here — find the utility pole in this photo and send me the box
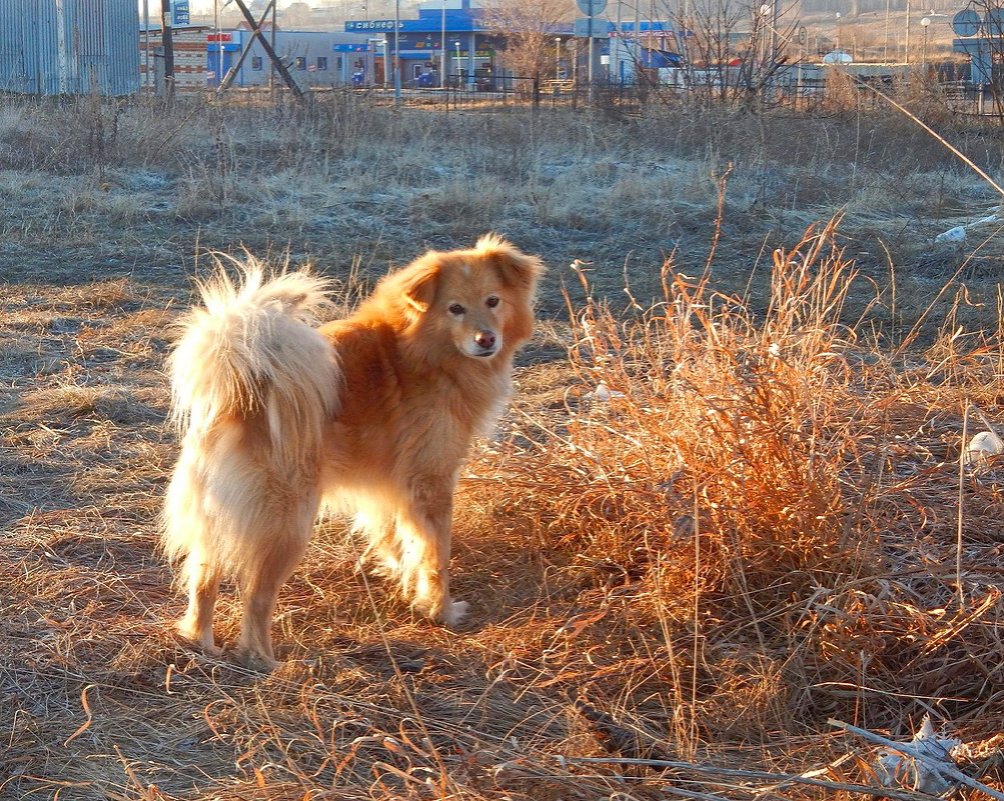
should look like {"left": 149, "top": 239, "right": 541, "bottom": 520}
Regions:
{"left": 614, "top": 0, "right": 621, "bottom": 83}
{"left": 769, "top": 0, "right": 778, "bottom": 67}
{"left": 270, "top": 0, "right": 276, "bottom": 93}
{"left": 905, "top": 0, "right": 911, "bottom": 62}
{"left": 144, "top": 0, "right": 151, "bottom": 90}
{"left": 394, "top": 0, "right": 401, "bottom": 105}
{"left": 440, "top": 0, "right": 446, "bottom": 85}
{"left": 161, "top": 0, "right": 175, "bottom": 99}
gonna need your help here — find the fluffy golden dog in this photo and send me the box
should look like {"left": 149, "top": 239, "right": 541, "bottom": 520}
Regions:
{"left": 162, "top": 235, "right": 544, "bottom": 670}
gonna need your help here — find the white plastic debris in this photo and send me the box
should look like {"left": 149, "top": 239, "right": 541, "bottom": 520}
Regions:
{"left": 587, "top": 382, "right": 625, "bottom": 402}
{"left": 822, "top": 50, "right": 853, "bottom": 64}
{"left": 873, "top": 715, "right": 962, "bottom": 796}
{"left": 964, "top": 430, "right": 1004, "bottom": 467}
{"left": 934, "top": 225, "right": 967, "bottom": 244}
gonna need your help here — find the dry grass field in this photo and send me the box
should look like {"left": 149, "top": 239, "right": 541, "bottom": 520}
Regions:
{"left": 4, "top": 88, "right": 1004, "bottom": 799}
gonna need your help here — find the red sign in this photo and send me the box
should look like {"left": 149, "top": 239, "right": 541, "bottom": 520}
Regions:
{"left": 207, "top": 33, "right": 232, "bottom": 42}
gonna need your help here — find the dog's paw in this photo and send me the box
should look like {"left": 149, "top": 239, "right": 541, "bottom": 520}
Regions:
{"left": 440, "top": 600, "right": 469, "bottom": 628}
{"left": 355, "top": 547, "right": 400, "bottom": 579}
{"left": 175, "top": 622, "right": 223, "bottom": 657}
{"left": 233, "top": 646, "right": 280, "bottom": 673}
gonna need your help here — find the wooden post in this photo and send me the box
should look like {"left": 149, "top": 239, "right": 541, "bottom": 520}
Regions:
{"left": 162, "top": 0, "right": 175, "bottom": 98}
{"left": 221, "top": 0, "right": 308, "bottom": 101}
{"left": 218, "top": 0, "right": 277, "bottom": 92}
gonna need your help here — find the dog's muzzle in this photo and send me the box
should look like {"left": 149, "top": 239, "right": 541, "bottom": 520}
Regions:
{"left": 472, "top": 329, "right": 498, "bottom": 357}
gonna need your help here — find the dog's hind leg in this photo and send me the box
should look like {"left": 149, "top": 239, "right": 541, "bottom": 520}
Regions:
{"left": 233, "top": 491, "right": 319, "bottom": 672}
{"left": 176, "top": 550, "right": 223, "bottom": 656}
{"left": 164, "top": 448, "right": 224, "bottom": 656}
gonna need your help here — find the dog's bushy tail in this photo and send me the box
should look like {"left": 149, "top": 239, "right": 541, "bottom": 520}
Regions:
{"left": 163, "top": 258, "right": 339, "bottom": 573}
{"left": 168, "top": 261, "right": 338, "bottom": 461}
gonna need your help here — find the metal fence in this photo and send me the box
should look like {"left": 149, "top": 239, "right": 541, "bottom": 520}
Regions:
{"left": 0, "top": 0, "right": 140, "bottom": 96}
{"left": 352, "top": 75, "right": 672, "bottom": 111}
{"left": 214, "top": 66, "right": 1004, "bottom": 119}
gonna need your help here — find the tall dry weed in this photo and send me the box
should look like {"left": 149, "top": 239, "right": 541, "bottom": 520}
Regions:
{"left": 472, "top": 221, "right": 900, "bottom": 750}
{"left": 568, "top": 221, "right": 876, "bottom": 610}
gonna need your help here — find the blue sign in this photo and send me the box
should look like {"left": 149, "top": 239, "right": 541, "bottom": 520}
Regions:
{"left": 398, "top": 33, "right": 443, "bottom": 49}
{"left": 346, "top": 14, "right": 486, "bottom": 34}
{"left": 172, "top": 0, "right": 190, "bottom": 26}
{"left": 574, "top": 18, "right": 611, "bottom": 38}
{"left": 346, "top": 20, "right": 403, "bottom": 32}
{"left": 576, "top": 0, "right": 607, "bottom": 15}
{"left": 952, "top": 8, "right": 982, "bottom": 36}
{"left": 334, "top": 43, "right": 371, "bottom": 52}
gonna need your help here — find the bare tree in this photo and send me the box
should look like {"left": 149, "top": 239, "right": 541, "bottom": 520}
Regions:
{"left": 662, "top": 0, "right": 795, "bottom": 107}
{"left": 481, "top": 0, "right": 573, "bottom": 80}
{"left": 283, "top": 2, "right": 312, "bottom": 27}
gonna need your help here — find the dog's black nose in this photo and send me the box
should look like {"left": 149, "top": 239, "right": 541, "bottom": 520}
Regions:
{"left": 474, "top": 330, "right": 496, "bottom": 350}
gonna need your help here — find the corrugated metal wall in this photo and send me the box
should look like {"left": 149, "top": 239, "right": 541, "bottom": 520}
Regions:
{"left": 0, "top": 0, "right": 140, "bottom": 96}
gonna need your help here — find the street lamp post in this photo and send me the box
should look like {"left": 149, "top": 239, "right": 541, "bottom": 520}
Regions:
{"left": 920, "top": 15, "right": 930, "bottom": 71}
{"left": 883, "top": 0, "right": 890, "bottom": 61}
{"left": 555, "top": 36, "right": 562, "bottom": 79}
{"left": 759, "top": 3, "right": 770, "bottom": 65}
{"left": 440, "top": 0, "right": 446, "bottom": 87}
{"left": 393, "top": 0, "right": 401, "bottom": 105}
{"left": 905, "top": 0, "right": 911, "bottom": 62}
{"left": 454, "top": 40, "right": 461, "bottom": 87}
{"left": 759, "top": 0, "right": 778, "bottom": 66}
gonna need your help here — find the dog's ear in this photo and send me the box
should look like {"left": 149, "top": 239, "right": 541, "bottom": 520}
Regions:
{"left": 475, "top": 234, "right": 545, "bottom": 294}
{"left": 399, "top": 255, "right": 441, "bottom": 313}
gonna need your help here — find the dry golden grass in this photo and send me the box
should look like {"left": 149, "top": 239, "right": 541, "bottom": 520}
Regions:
{"left": 4, "top": 214, "right": 1004, "bottom": 799}
{"left": 2, "top": 88, "right": 1003, "bottom": 334}
{"left": 6, "top": 87, "right": 1004, "bottom": 799}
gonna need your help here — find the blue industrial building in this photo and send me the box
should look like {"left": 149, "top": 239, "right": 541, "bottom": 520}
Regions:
{"left": 344, "top": 0, "right": 534, "bottom": 88}
{"left": 0, "top": 0, "right": 140, "bottom": 96}
{"left": 342, "top": 0, "right": 682, "bottom": 88}
{"left": 198, "top": 0, "right": 684, "bottom": 91}
{"left": 951, "top": 6, "right": 1004, "bottom": 87}
{"left": 207, "top": 29, "right": 371, "bottom": 88}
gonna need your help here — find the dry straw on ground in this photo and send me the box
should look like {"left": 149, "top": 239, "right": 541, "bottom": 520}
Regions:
{"left": 4, "top": 215, "right": 1004, "bottom": 799}
{"left": 4, "top": 91, "right": 1004, "bottom": 799}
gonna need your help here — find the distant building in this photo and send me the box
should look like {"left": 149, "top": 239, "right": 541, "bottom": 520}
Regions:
{"left": 344, "top": 0, "right": 516, "bottom": 88}
{"left": 609, "top": 21, "right": 685, "bottom": 85}
{"left": 207, "top": 29, "right": 371, "bottom": 88}
{"left": 140, "top": 25, "right": 211, "bottom": 92}
{"left": 0, "top": 0, "right": 140, "bottom": 96}
{"left": 342, "top": 0, "right": 680, "bottom": 88}
{"left": 149, "top": 0, "right": 683, "bottom": 93}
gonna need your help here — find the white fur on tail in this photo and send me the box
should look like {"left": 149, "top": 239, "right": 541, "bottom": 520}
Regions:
{"left": 162, "top": 260, "right": 340, "bottom": 575}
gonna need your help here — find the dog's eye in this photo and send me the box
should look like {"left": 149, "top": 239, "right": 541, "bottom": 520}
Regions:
{"left": 448, "top": 303, "right": 465, "bottom": 316}
{"left": 485, "top": 295, "right": 500, "bottom": 308}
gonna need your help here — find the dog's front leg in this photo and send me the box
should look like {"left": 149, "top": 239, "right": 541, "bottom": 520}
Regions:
{"left": 396, "top": 474, "right": 468, "bottom": 627}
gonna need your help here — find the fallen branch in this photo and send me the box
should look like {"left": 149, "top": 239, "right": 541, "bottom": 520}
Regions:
{"left": 652, "top": 786, "right": 734, "bottom": 800}
{"left": 557, "top": 755, "right": 939, "bottom": 800}
{"left": 829, "top": 718, "right": 1004, "bottom": 801}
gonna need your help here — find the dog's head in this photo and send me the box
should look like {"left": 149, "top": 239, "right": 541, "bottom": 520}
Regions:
{"left": 377, "top": 235, "right": 544, "bottom": 362}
